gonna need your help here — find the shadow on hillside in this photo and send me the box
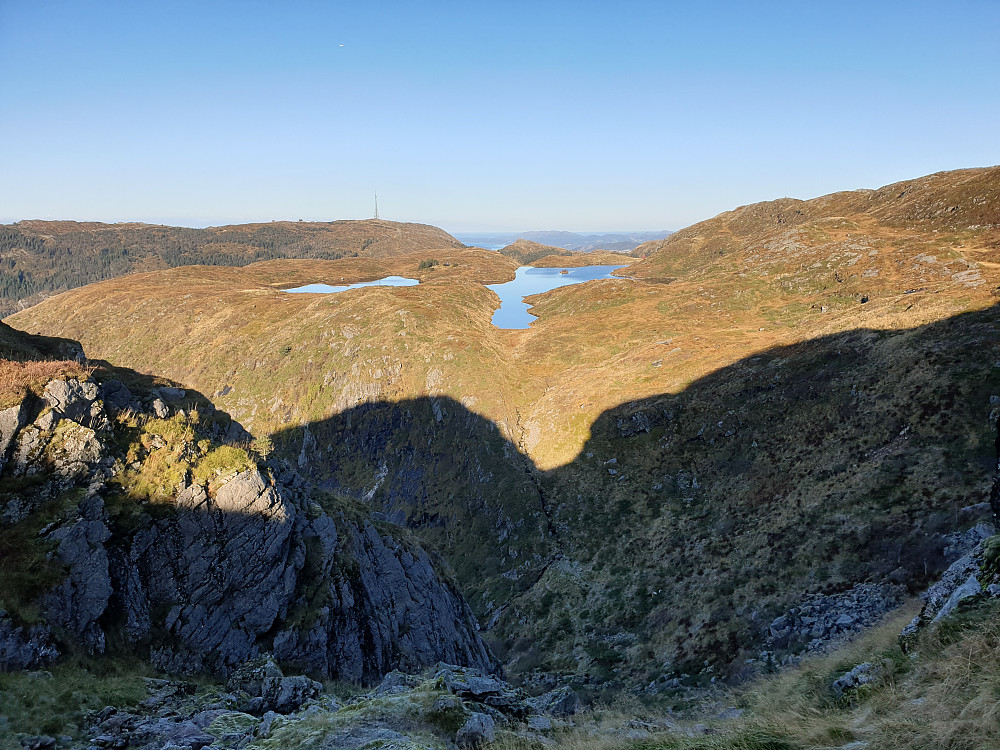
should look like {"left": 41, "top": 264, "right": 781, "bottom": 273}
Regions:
{"left": 271, "top": 301, "right": 1000, "bottom": 672}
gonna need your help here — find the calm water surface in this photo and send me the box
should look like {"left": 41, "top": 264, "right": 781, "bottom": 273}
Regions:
{"left": 487, "top": 265, "right": 626, "bottom": 329}
{"left": 284, "top": 276, "right": 419, "bottom": 294}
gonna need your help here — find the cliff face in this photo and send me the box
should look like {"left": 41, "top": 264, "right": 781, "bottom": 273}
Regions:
{"left": 0, "top": 374, "right": 496, "bottom": 682}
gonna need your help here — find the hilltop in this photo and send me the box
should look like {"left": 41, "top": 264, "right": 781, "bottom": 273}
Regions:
{"left": 0, "top": 218, "right": 464, "bottom": 316}
{"left": 497, "top": 238, "right": 628, "bottom": 267}
{"left": 7, "top": 166, "right": 1000, "bottom": 693}
{"left": 458, "top": 230, "right": 671, "bottom": 253}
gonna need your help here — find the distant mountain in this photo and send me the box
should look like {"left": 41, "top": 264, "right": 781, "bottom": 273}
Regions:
{"left": 456, "top": 229, "right": 672, "bottom": 253}
{"left": 0, "top": 219, "right": 463, "bottom": 316}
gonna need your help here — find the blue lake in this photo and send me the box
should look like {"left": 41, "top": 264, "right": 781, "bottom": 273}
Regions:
{"left": 285, "top": 276, "right": 419, "bottom": 294}
{"left": 487, "top": 265, "right": 626, "bottom": 329}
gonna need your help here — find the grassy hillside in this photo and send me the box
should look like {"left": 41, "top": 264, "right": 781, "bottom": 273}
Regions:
{"left": 0, "top": 218, "right": 465, "bottom": 316}
{"left": 8, "top": 166, "right": 1000, "bottom": 687}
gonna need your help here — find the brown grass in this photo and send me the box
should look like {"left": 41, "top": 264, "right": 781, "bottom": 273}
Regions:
{"left": 0, "top": 358, "right": 93, "bottom": 408}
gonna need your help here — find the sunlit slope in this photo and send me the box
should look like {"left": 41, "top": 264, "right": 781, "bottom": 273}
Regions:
{"left": 8, "top": 166, "right": 1000, "bottom": 684}
{"left": 0, "top": 217, "right": 466, "bottom": 315}
{"left": 8, "top": 248, "right": 526, "bottom": 435}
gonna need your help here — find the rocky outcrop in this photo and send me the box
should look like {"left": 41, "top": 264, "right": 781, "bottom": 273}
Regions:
{"left": 271, "top": 519, "right": 497, "bottom": 682}
{"left": 765, "top": 581, "right": 905, "bottom": 656}
{"left": 0, "top": 376, "right": 498, "bottom": 683}
{"left": 76, "top": 664, "right": 581, "bottom": 750}
{"left": 899, "top": 535, "right": 1000, "bottom": 649}
{"left": 0, "top": 612, "right": 59, "bottom": 671}
{"left": 831, "top": 661, "right": 885, "bottom": 699}
{"left": 0, "top": 400, "right": 30, "bottom": 472}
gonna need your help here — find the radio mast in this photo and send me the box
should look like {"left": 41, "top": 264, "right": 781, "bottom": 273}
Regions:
{"left": 373, "top": 192, "right": 379, "bottom": 220}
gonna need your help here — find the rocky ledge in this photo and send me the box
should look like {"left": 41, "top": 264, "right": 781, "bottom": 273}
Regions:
{"left": 0, "top": 376, "right": 496, "bottom": 682}
{"left": 15, "top": 661, "right": 582, "bottom": 750}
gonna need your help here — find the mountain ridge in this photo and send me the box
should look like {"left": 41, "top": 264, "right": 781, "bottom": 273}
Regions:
{"left": 0, "top": 218, "right": 464, "bottom": 316}
{"left": 6, "top": 165, "right": 1000, "bottom": 691}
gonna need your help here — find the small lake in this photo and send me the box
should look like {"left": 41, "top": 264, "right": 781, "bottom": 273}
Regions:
{"left": 284, "top": 276, "right": 419, "bottom": 294}
{"left": 487, "top": 265, "right": 626, "bottom": 329}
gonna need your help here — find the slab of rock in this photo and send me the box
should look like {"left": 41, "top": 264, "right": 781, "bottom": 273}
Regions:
{"left": 526, "top": 686, "right": 580, "bottom": 717}
{"left": 456, "top": 712, "right": 496, "bottom": 748}
{"left": 900, "top": 541, "right": 990, "bottom": 648}
{"left": 0, "top": 612, "right": 59, "bottom": 671}
{"left": 43, "top": 378, "right": 101, "bottom": 424}
{"left": 831, "top": 661, "right": 882, "bottom": 698}
{"left": 0, "top": 400, "right": 29, "bottom": 465}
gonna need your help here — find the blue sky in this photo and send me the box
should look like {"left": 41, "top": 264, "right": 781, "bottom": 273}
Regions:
{"left": 1, "top": 1, "right": 997, "bottom": 232}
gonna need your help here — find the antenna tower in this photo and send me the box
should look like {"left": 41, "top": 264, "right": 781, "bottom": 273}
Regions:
{"left": 374, "top": 192, "right": 379, "bottom": 220}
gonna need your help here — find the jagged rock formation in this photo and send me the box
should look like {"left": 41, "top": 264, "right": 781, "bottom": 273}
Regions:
{"left": 0, "top": 375, "right": 497, "bottom": 682}
{"left": 26, "top": 663, "right": 580, "bottom": 750}
{"left": 8, "top": 166, "right": 1000, "bottom": 688}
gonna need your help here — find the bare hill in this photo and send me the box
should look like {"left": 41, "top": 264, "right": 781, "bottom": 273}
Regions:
{"left": 0, "top": 218, "right": 464, "bottom": 316}
{"left": 8, "top": 166, "right": 1000, "bottom": 690}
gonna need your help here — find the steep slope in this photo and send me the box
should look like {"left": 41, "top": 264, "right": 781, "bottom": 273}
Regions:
{"left": 0, "top": 218, "right": 465, "bottom": 315}
{"left": 8, "top": 166, "right": 1000, "bottom": 688}
{"left": 0, "top": 335, "right": 496, "bottom": 682}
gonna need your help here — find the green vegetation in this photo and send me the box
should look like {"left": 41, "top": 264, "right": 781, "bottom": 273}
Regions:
{"left": 0, "top": 658, "right": 152, "bottom": 743}
{"left": 7, "top": 166, "right": 1000, "bottom": 691}
{"left": 110, "top": 411, "right": 254, "bottom": 504}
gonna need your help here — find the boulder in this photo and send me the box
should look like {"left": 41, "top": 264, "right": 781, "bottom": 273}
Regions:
{"left": 0, "top": 400, "right": 29, "bottom": 466}
{"left": 527, "top": 685, "right": 580, "bottom": 717}
{"left": 227, "top": 655, "right": 321, "bottom": 714}
{"left": 0, "top": 612, "right": 59, "bottom": 671}
{"left": 831, "top": 662, "right": 882, "bottom": 698}
{"left": 456, "top": 712, "right": 496, "bottom": 748}
{"left": 42, "top": 378, "right": 100, "bottom": 424}
{"left": 99, "top": 380, "right": 141, "bottom": 414}
{"left": 436, "top": 665, "right": 527, "bottom": 717}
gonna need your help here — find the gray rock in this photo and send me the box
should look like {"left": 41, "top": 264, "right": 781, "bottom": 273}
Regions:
{"left": 831, "top": 662, "right": 882, "bottom": 698}
{"left": 43, "top": 379, "right": 101, "bottom": 423}
{"left": 151, "top": 398, "right": 170, "bottom": 419}
{"left": 376, "top": 670, "right": 423, "bottom": 695}
{"left": 0, "top": 613, "right": 59, "bottom": 670}
{"left": 456, "top": 712, "right": 496, "bottom": 748}
{"left": 226, "top": 655, "right": 321, "bottom": 714}
{"left": 526, "top": 686, "right": 580, "bottom": 717}
{"left": 527, "top": 715, "right": 552, "bottom": 731}
{"left": 44, "top": 510, "right": 113, "bottom": 653}
{"left": 2, "top": 386, "right": 499, "bottom": 684}
{"left": 901, "top": 540, "right": 993, "bottom": 647}
{"left": 435, "top": 665, "right": 525, "bottom": 717}
{"left": 20, "top": 737, "right": 57, "bottom": 750}
{"left": 129, "top": 717, "right": 215, "bottom": 749}
{"left": 99, "top": 380, "right": 141, "bottom": 414}
{"left": 154, "top": 387, "right": 187, "bottom": 403}
{"left": 0, "top": 399, "right": 29, "bottom": 467}
{"left": 931, "top": 573, "right": 982, "bottom": 624}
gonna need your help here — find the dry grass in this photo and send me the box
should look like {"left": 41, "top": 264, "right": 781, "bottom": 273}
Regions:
{"left": 867, "top": 605, "right": 1000, "bottom": 749}
{"left": 6, "top": 167, "right": 1000, "bottom": 690}
{"left": 0, "top": 358, "right": 93, "bottom": 408}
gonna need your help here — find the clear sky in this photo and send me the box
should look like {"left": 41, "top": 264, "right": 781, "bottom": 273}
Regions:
{"left": 1, "top": 1, "right": 998, "bottom": 232}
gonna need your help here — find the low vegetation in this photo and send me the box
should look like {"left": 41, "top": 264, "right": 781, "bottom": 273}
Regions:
{"left": 7, "top": 166, "right": 1000, "bottom": 691}
{"left": 0, "top": 658, "right": 153, "bottom": 743}
{"left": 0, "top": 218, "right": 465, "bottom": 316}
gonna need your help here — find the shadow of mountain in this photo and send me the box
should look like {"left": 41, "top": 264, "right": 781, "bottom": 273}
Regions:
{"left": 273, "top": 301, "right": 1000, "bottom": 681}
{"left": 0, "top": 326, "right": 497, "bottom": 683}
